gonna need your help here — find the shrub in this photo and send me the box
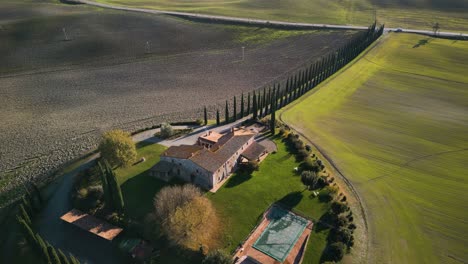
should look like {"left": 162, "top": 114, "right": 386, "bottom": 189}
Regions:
{"left": 336, "top": 215, "right": 349, "bottom": 227}
{"left": 302, "top": 158, "right": 320, "bottom": 172}
{"left": 202, "top": 250, "right": 231, "bottom": 264}
{"left": 297, "top": 148, "right": 309, "bottom": 160}
{"left": 330, "top": 228, "right": 353, "bottom": 248}
{"left": 326, "top": 242, "right": 346, "bottom": 262}
{"left": 349, "top": 223, "right": 357, "bottom": 230}
{"left": 305, "top": 145, "right": 312, "bottom": 152}
{"left": 331, "top": 201, "right": 347, "bottom": 215}
{"left": 160, "top": 122, "right": 174, "bottom": 138}
{"left": 301, "top": 171, "right": 319, "bottom": 190}
{"left": 99, "top": 130, "right": 137, "bottom": 167}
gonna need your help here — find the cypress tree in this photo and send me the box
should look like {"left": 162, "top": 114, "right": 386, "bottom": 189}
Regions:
{"left": 19, "top": 204, "right": 32, "bottom": 226}
{"left": 233, "top": 96, "right": 237, "bottom": 121}
{"left": 69, "top": 254, "right": 80, "bottom": 264}
{"left": 98, "top": 162, "right": 112, "bottom": 207}
{"left": 105, "top": 160, "right": 124, "bottom": 214}
{"left": 48, "top": 245, "right": 62, "bottom": 264}
{"left": 257, "top": 91, "right": 262, "bottom": 117}
{"left": 275, "top": 84, "right": 280, "bottom": 109}
{"left": 216, "top": 109, "right": 220, "bottom": 126}
{"left": 31, "top": 183, "right": 43, "bottom": 207}
{"left": 252, "top": 91, "right": 257, "bottom": 119}
{"left": 203, "top": 106, "right": 208, "bottom": 125}
{"left": 225, "top": 100, "right": 229, "bottom": 124}
{"left": 21, "top": 195, "right": 33, "bottom": 218}
{"left": 240, "top": 93, "right": 244, "bottom": 118}
{"left": 36, "top": 234, "right": 50, "bottom": 263}
{"left": 17, "top": 215, "right": 36, "bottom": 246}
{"left": 58, "top": 249, "right": 71, "bottom": 264}
{"left": 247, "top": 92, "right": 251, "bottom": 115}
{"left": 262, "top": 87, "right": 267, "bottom": 116}
{"left": 270, "top": 101, "right": 276, "bottom": 135}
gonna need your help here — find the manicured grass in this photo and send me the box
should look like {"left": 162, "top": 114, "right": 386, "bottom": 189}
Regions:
{"left": 208, "top": 137, "right": 331, "bottom": 263}
{"left": 96, "top": 0, "right": 468, "bottom": 32}
{"left": 115, "top": 142, "right": 168, "bottom": 219}
{"left": 281, "top": 33, "right": 468, "bottom": 263}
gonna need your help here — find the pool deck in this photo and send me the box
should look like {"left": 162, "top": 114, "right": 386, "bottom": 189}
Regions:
{"left": 234, "top": 206, "right": 313, "bottom": 264}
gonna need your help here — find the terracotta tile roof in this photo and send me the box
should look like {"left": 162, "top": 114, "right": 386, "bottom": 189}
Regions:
{"left": 241, "top": 142, "right": 267, "bottom": 161}
{"left": 161, "top": 145, "right": 203, "bottom": 159}
{"left": 60, "top": 209, "right": 123, "bottom": 241}
{"left": 190, "top": 134, "right": 254, "bottom": 172}
{"left": 199, "top": 131, "right": 223, "bottom": 144}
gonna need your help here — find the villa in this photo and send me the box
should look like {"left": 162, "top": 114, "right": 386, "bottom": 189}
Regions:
{"left": 150, "top": 127, "right": 268, "bottom": 190}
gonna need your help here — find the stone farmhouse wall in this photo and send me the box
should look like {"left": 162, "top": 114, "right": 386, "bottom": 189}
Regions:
{"left": 161, "top": 156, "right": 213, "bottom": 189}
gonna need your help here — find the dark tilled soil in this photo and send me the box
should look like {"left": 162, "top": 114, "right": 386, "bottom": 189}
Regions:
{"left": 0, "top": 2, "right": 356, "bottom": 202}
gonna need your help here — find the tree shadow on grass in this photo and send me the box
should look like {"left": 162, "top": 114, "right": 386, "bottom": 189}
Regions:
{"left": 121, "top": 171, "right": 169, "bottom": 219}
{"left": 276, "top": 191, "right": 303, "bottom": 210}
{"left": 413, "top": 38, "right": 431, "bottom": 48}
{"left": 225, "top": 171, "right": 252, "bottom": 188}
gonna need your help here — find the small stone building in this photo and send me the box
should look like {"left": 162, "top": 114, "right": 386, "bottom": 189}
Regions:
{"left": 150, "top": 128, "right": 267, "bottom": 190}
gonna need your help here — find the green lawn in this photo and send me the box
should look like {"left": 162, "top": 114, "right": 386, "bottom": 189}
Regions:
{"left": 96, "top": 0, "right": 468, "bottom": 32}
{"left": 115, "top": 142, "right": 168, "bottom": 219}
{"left": 281, "top": 33, "right": 468, "bottom": 263}
{"left": 208, "top": 137, "right": 331, "bottom": 263}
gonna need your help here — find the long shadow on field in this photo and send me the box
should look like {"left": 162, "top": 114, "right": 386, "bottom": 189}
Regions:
{"left": 413, "top": 38, "right": 431, "bottom": 48}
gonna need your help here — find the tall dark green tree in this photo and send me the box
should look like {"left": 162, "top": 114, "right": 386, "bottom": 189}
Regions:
{"left": 225, "top": 100, "right": 229, "bottom": 124}
{"left": 58, "top": 249, "right": 71, "bottom": 264}
{"left": 252, "top": 91, "right": 257, "bottom": 119}
{"left": 240, "top": 93, "right": 244, "bottom": 118}
{"left": 98, "top": 161, "right": 112, "bottom": 207}
{"left": 233, "top": 96, "right": 237, "bottom": 121}
{"left": 47, "top": 244, "right": 62, "bottom": 264}
{"left": 36, "top": 234, "right": 50, "bottom": 263}
{"left": 216, "top": 109, "right": 220, "bottom": 126}
{"left": 17, "top": 215, "right": 36, "bottom": 246}
{"left": 19, "top": 203, "right": 32, "bottom": 225}
{"left": 270, "top": 100, "right": 276, "bottom": 135}
{"left": 203, "top": 106, "right": 208, "bottom": 125}
{"left": 247, "top": 92, "right": 251, "bottom": 115}
{"left": 104, "top": 160, "right": 124, "bottom": 213}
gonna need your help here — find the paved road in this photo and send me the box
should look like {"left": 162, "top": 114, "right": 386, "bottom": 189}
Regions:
{"left": 72, "top": 0, "right": 467, "bottom": 38}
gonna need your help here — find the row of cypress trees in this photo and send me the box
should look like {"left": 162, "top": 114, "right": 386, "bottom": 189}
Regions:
{"left": 208, "top": 22, "right": 384, "bottom": 127}
{"left": 16, "top": 185, "right": 80, "bottom": 264}
{"left": 98, "top": 160, "right": 125, "bottom": 214}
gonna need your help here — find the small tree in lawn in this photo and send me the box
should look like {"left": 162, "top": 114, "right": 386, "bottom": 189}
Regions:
{"left": 301, "top": 170, "right": 319, "bottom": 190}
{"left": 160, "top": 122, "right": 174, "bottom": 138}
{"left": 99, "top": 130, "right": 137, "bottom": 167}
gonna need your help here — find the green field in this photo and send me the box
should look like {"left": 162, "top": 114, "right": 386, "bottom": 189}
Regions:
{"left": 281, "top": 33, "right": 468, "bottom": 263}
{"left": 96, "top": 0, "right": 468, "bottom": 32}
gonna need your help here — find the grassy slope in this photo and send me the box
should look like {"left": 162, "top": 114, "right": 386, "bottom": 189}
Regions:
{"left": 281, "top": 34, "right": 468, "bottom": 263}
{"left": 208, "top": 137, "right": 331, "bottom": 263}
{"left": 96, "top": 0, "right": 468, "bottom": 32}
